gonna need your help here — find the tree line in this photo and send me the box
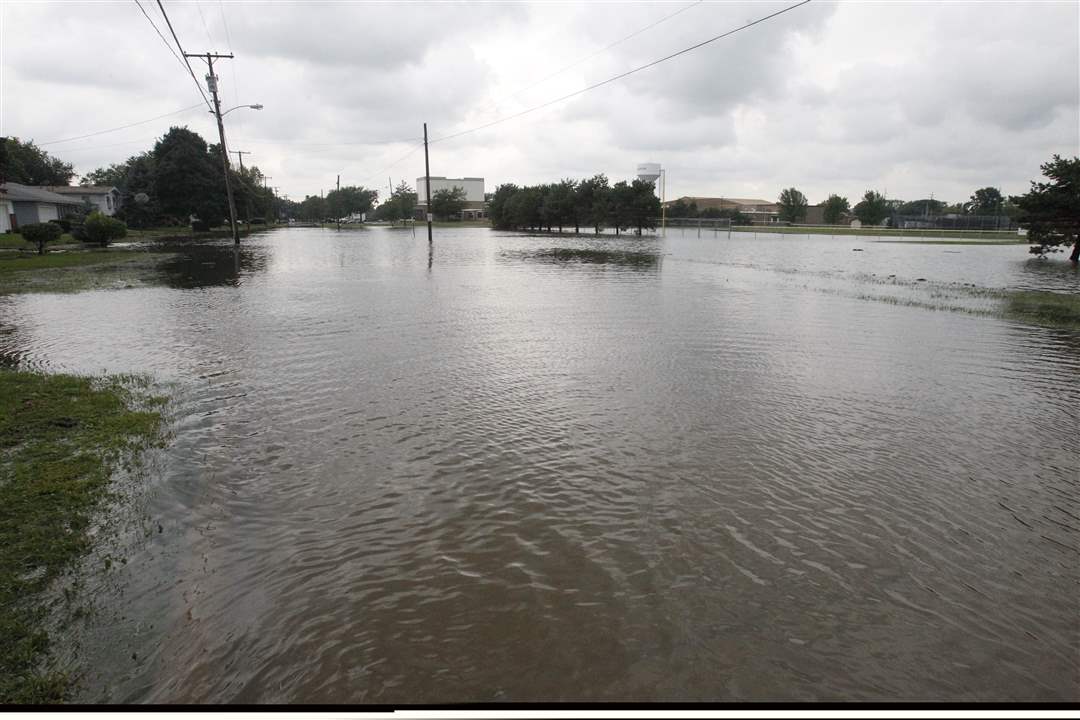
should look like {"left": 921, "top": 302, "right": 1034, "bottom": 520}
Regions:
{"left": 774, "top": 185, "right": 1026, "bottom": 226}
{"left": 488, "top": 175, "right": 661, "bottom": 234}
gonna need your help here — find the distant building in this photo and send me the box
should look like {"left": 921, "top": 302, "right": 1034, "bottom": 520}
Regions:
{"left": 45, "top": 185, "right": 122, "bottom": 216}
{"left": 416, "top": 176, "right": 487, "bottom": 220}
{"left": 0, "top": 186, "right": 13, "bottom": 233}
{"left": 663, "top": 196, "right": 780, "bottom": 223}
{"left": 2, "top": 182, "right": 84, "bottom": 229}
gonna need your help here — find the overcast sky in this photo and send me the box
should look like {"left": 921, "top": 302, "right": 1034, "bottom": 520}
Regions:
{"left": 2, "top": 1, "right": 1077, "bottom": 205}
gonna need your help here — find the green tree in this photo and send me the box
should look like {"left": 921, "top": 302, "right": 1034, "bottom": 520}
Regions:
{"left": 629, "top": 179, "right": 660, "bottom": 234}
{"left": 327, "top": 185, "right": 378, "bottom": 220}
{"left": 116, "top": 153, "right": 159, "bottom": 228}
{"left": 430, "top": 186, "right": 467, "bottom": 221}
{"left": 20, "top": 222, "right": 62, "bottom": 255}
{"left": 967, "top": 186, "right": 1005, "bottom": 215}
{"left": 853, "top": 190, "right": 889, "bottom": 225}
{"left": 298, "top": 195, "right": 328, "bottom": 221}
{"left": 1012, "top": 155, "right": 1079, "bottom": 262}
{"left": 608, "top": 181, "right": 635, "bottom": 235}
{"left": 896, "top": 198, "right": 945, "bottom": 217}
{"left": 80, "top": 162, "right": 130, "bottom": 188}
{"left": 822, "top": 194, "right": 851, "bottom": 224}
{"left": 390, "top": 181, "right": 417, "bottom": 225}
{"left": 153, "top": 127, "right": 224, "bottom": 226}
{"left": 488, "top": 183, "right": 519, "bottom": 229}
{"left": 576, "top": 174, "right": 610, "bottom": 234}
{"left": 777, "top": 187, "right": 808, "bottom": 222}
{"left": 0, "top": 137, "right": 74, "bottom": 185}
{"left": 82, "top": 212, "right": 127, "bottom": 247}
{"left": 543, "top": 179, "right": 577, "bottom": 232}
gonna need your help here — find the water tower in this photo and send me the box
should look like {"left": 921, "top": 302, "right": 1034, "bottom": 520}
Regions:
{"left": 636, "top": 163, "right": 661, "bottom": 186}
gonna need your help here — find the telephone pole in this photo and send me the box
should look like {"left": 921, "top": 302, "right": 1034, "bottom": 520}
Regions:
{"left": 423, "top": 122, "right": 432, "bottom": 245}
{"left": 336, "top": 174, "right": 341, "bottom": 230}
{"left": 185, "top": 51, "right": 240, "bottom": 244}
{"left": 233, "top": 150, "right": 251, "bottom": 172}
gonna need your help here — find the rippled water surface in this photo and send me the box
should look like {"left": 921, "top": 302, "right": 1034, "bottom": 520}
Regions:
{"left": 3, "top": 227, "right": 1078, "bottom": 702}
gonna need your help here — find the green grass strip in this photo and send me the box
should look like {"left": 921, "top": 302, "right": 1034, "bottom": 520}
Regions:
{"left": 0, "top": 370, "right": 165, "bottom": 703}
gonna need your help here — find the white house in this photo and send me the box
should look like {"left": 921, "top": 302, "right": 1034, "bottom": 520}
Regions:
{"left": 2, "top": 183, "right": 84, "bottom": 229}
{"left": 0, "top": 187, "right": 13, "bottom": 234}
{"left": 415, "top": 176, "right": 487, "bottom": 220}
{"left": 45, "top": 185, "right": 122, "bottom": 216}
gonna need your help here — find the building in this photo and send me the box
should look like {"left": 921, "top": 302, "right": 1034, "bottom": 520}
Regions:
{"left": 415, "top": 176, "right": 486, "bottom": 220}
{"left": 45, "top": 185, "right": 122, "bottom": 216}
{"left": 0, "top": 186, "right": 13, "bottom": 234}
{"left": 663, "top": 196, "right": 780, "bottom": 223}
{"left": 2, "top": 183, "right": 84, "bottom": 230}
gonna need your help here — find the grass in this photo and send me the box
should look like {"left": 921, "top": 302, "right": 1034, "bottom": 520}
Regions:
{"left": 0, "top": 250, "right": 169, "bottom": 295}
{"left": 872, "top": 239, "right": 1028, "bottom": 246}
{"left": 0, "top": 233, "right": 76, "bottom": 250}
{"left": 1004, "top": 290, "right": 1080, "bottom": 330}
{"left": 731, "top": 225, "right": 1023, "bottom": 241}
{"left": 0, "top": 370, "right": 165, "bottom": 703}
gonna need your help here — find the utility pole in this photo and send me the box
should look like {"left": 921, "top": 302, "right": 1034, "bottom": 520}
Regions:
{"left": 233, "top": 150, "right": 250, "bottom": 172}
{"left": 423, "top": 122, "right": 432, "bottom": 245}
{"left": 336, "top": 174, "right": 341, "bottom": 230}
{"left": 185, "top": 51, "right": 240, "bottom": 245}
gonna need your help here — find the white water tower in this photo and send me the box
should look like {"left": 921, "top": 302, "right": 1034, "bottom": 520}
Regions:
{"left": 636, "top": 163, "right": 661, "bottom": 185}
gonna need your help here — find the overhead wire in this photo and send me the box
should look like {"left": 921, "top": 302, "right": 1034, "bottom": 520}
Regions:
{"left": 432, "top": 0, "right": 812, "bottom": 145}
{"left": 154, "top": 0, "right": 213, "bottom": 110}
{"left": 486, "top": 0, "right": 704, "bottom": 118}
{"left": 38, "top": 104, "right": 207, "bottom": 146}
{"left": 133, "top": 0, "right": 190, "bottom": 77}
{"left": 218, "top": 0, "right": 241, "bottom": 108}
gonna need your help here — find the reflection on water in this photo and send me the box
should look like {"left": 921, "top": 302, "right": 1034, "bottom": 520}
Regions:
{"left": 2, "top": 228, "right": 1078, "bottom": 702}
{"left": 153, "top": 243, "right": 269, "bottom": 289}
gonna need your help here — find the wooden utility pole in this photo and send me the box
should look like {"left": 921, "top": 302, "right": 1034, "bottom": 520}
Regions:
{"left": 336, "top": 174, "right": 341, "bottom": 230}
{"left": 185, "top": 52, "right": 240, "bottom": 245}
{"left": 233, "top": 150, "right": 250, "bottom": 172}
{"left": 423, "top": 123, "right": 432, "bottom": 245}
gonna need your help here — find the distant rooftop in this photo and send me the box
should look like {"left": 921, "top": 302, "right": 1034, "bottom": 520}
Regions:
{"left": 46, "top": 185, "right": 118, "bottom": 195}
{"left": 1, "top": 182, "right": 85, "bottom": 204}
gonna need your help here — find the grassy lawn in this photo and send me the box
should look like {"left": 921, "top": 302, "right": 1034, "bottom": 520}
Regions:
{"left": 0, "top": 250, "right": 167, "bottom": 295}
{"left": 1005, "top": 290, "right": 1080, "bottom": 330}
{"left": 731, "top": 225, "right": 1024, "bottom": 242}
{"left": 0, "top": 370, "right": 165, "bottom": 703}
{"left": 0, "top": 233, "right": 76, "bottom": 250}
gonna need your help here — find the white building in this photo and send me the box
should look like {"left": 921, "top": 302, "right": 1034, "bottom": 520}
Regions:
{"left": 45, "top": 185, "right": 122, "bottom": 216}
{"left": 415, "top": 176, "right": 487, "bottom": 220}
{"left": 3, "top": 183, "right": 84, "bottom": 229}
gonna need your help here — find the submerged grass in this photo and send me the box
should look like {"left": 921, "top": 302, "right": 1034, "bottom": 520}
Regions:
{"left": 0, "top": 250, "right": 166, "bottom": 295}
{"left": 1004, "top": 290, "right": 1080, "bottom": 330}
{"left": 0, "top": 370, "right": 165, "bottom": 703}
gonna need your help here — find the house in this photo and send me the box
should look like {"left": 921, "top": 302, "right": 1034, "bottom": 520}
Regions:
{"left": 2, "top": 182, "right": 84, "bottom": 230}
{"left": 663, "top": 196, "right": 780, "bottom": 223}
{"left": 416, "top": 176, "right": 487, "bottom": 220}
{"left": 0, "top": 186, "right": 13, "bottom": 234}
{"left": 45, "top": 185, "right": 122, "bottom": 216}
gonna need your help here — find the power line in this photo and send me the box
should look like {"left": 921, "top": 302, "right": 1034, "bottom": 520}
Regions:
{"left": 133, "top": 0, "right": 190, "bottom": 76}
{"left": 155, "top": 0, "right": 213, "bottom": 110}
{"left": 218, "top": 0, "right": 240, "bottom": 107}
{"left": 498, "top": 0, "right": 704, "bottom": 113}
{"left": 432, "top": 0, "right": 812, "bottom": 145}
{"left": 240, "top": 136, "right": 422, "bottom": 148}
{"left": 195, "top": 0, "right": 215, "bottom": 48}
{"left": 38, "top": 103, "right": 206, "bottom": 146}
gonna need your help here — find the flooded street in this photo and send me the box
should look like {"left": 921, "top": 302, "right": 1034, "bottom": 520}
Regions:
{"left": 2, "top": 226, "right": 1078, "bottom": 702}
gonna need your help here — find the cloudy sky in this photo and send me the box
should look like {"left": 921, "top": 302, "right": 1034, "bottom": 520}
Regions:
{"left": 2, "top": 0, "right": 1077, "bottom": 205}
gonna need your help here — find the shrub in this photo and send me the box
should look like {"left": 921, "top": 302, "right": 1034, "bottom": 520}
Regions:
{"left": 21, "top": 222, "right": 63, "bottom": 255}
{"left": 81, "top": 212, "right": 127, "bottom": 247}
{"left": 49, "top": 218, "right": 72, "bottom": 233}
{"left": 191, "top": 219, "right": 211, "bottom": 232}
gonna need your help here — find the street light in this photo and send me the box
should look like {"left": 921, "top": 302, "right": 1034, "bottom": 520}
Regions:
{"left": 220, "top": 103, "right": 264, "bottom": 116}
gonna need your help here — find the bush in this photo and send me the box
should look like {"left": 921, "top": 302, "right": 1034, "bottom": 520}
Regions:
{"left": 49, "top": 218, "right": 72, "bottom": 233}
{"left": 191, "top": 219, "right": 211, "bottom": 232}
{"left": 21, "top": 222, "right": 63, "bottom": 255}
{"left": 81, "top": 212, "right": 127, "bottom": 247}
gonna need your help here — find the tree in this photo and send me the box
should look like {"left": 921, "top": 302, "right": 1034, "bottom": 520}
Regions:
{"left": 576, "top": 174, "right": 610, "bottom": 234}
{"left": 896, "top": 198, "right": 945, "bottom": 217}
{"left": 82, "top": 212, "right": 127, "bottom": 247}
{"left": 153, "top": 127, "right": 224, "bottom": 226}
{"left": 967, "top": 186, "right": 1005, "bottom": 215}
{"left": 430, "top": 186, "right": 467, "bottom": 221}
{"left": 327, "top": 185, "right": 378, "bottom": 220}
{"left": 608, "top": 181, "right": 635, "bottom": 235}
{"left": 822, "top": 194, "right": 851, "bottom": 224}
{"left": 488, "top": 183, "right": 519, "bottom": 229}
{"left": 390, "top": 181, "right": 417, "bottom": 224}
{"left": 543, "top": 179, "right": 577, "bottom": 232}
{"left": 116, "top": 153, "right": 159, "bottom": 228}
{"left": 853, "top": 190, "right": 889, "bottom": 225}
{"left": 1012, "top": 155, "right": 1079, "bottom": 262}
{"left": 0, "top": 137, "right": 75, "bottom": 185}
{"left": 629, "top": 179, "right": 660, "bottom": 234}
{"left": 80, "top": 162, "right": 130, "bottom": 188}
{"left": 298, "top": 195, "right": 328, "bottom": 221}
{"left": 20, "top": 222, "right": 62, "bottom": 255}
{"left": 777, "top": 187, "right": 808, "bottom": 222}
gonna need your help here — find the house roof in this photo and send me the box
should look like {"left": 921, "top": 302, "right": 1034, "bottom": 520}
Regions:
{"left": 45, "top": 185, "right": 118, "bottom": 196}
{"left": 667, "top": 196, "right": 775, "bottom": 206}
{"left": 1, "top": 182, "right": 85, "bottom": 205}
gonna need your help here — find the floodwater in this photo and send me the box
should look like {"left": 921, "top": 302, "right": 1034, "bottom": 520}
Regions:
{"left": 1, "top": 227, "right": 1078, "bottom": 702}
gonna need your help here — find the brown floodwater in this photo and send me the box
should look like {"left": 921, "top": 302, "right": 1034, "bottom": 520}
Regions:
{"left": 2, "top": 226, "right": 1077, "bottom": 702}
